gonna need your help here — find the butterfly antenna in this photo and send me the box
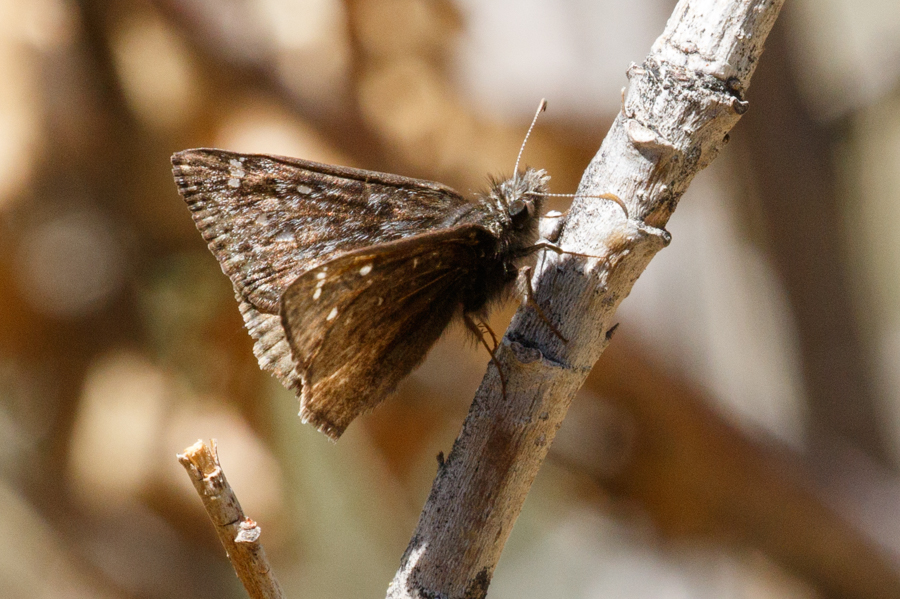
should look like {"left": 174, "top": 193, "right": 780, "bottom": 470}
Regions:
{"left": 531, "top": 191, "right": 629, "bottom": 219}
{"left": 514, "top": 99, "right": 548, "bottom": 180}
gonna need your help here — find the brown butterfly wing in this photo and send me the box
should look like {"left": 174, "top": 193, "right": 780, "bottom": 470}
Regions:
{"left": 171, "top": 148, "right": 474, "bottom": 313}
{"left": 280, "top": 225, "right": 498, "bottom": 439}
{"left": 172, "top": 148, "right": 480, "bottom": 397}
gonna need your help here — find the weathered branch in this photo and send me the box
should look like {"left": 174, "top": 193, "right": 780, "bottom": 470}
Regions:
{"left": 178, "top": 440, "right": 284, "bottom": 599}
{"left": 387, "top": 1, "right": 785, "bottom": 598}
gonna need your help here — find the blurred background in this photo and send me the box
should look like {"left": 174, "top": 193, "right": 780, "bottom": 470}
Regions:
{"left": 2, "top": 0, "right": 900, "bottom": 597}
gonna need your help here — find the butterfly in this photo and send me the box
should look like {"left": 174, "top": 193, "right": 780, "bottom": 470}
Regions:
{"left": 171, "top": 148, "right": 550, "bottom": 439}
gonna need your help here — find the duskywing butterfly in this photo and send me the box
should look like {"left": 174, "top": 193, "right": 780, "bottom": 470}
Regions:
{"left": 171, "top": 113, "right": 555, "bottom": 439}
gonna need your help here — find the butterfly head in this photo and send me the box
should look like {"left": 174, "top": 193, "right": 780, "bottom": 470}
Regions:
{"left": 504, "top": 167, "right": 549, "bottom": 226}
{"left": 480, "top": 167, "right": 549, "bottom": 253}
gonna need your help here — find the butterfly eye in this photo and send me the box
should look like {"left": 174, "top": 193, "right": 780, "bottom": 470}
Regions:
{"left": 508, "top": 199, "right": 533, "bottom": 229}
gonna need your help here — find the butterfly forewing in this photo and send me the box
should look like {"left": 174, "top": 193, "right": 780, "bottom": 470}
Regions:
{"left": 172, "top": 149, "right": 475, "bottom": 313}
{"left": 280, "top": 225, "right": 497, "bottom": 438}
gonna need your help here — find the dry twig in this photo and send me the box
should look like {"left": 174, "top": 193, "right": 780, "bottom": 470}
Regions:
{"left": 178, "top": 440, "right": 284, "bottom": 599}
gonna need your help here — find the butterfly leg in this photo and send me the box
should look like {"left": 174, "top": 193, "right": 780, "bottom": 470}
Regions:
{"left": 524, "top": 241, "right": 607, "bottom": 261}
{"left": 518, "top": 266, "right": 567, "bottom": 343}
{"left": 463, "top": 313, "right": 507, "bottom": 398}
{"left": 519, "top": 192, "right": 628, "bottom": 263}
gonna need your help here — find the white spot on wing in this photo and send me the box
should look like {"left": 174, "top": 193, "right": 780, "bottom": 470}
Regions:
{"left": 297, "top": 184, "right": 313, "bottom": 195}
{"left": 412, "top": 258, "right": 419, "bottom": 268}
{"left": 326, "top": 307, "right": 338, "bottom": 321}
{"left": 228, "top": 159, "right": 246, "bottom": 180}
{"left": 313, "top": 287, "right": 322, "bottom": 300}
{"left": 359, "top": 263, "right": 372, "bottom": 276}
{"left": 275, "top": 230, "right": 293, "bottom": 242}
{"left": 376, "top": 297, "right": 384, "bottom": 306}
{"left": 316, "top": 271, "right": 327, "bottom": 280}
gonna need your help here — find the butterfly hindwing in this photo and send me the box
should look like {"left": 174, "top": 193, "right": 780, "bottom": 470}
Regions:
{"left": 171, "top": 148, "right": 475, "bottom": 313}
{"left": 280, "top": 225, "right": 498, "bottom": 438}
